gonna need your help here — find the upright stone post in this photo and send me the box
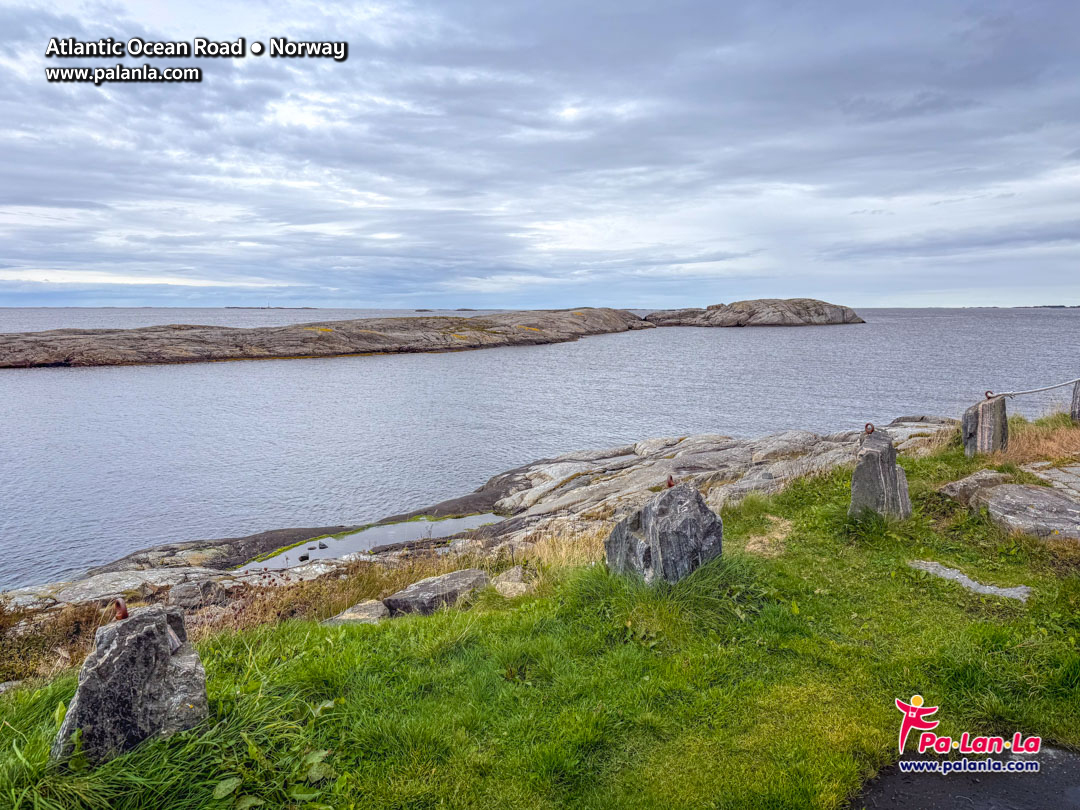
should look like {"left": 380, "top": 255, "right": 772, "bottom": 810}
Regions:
{"left": 849, "top": 427, "right": 912, "bottom": 519}
{"left": 1071, "top": 381, "right": 1080, "bottom": 425}
{"left": 961, "top": 396, "right": 1008, "bottom": 457}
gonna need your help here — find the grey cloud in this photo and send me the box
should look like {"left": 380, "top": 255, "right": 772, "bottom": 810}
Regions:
{"left": 824, "top": 221, "right": 1080, "bottom": 261}
{"left": 0, "top": 0, "right": 1078, "bottom": 308}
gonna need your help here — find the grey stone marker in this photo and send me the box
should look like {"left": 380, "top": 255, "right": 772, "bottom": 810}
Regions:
{"left": 1072, "top": 380, "right": 1080, "bottom": 424}
{"left": 961, "top": 397, "right": 1008, "bottom": 456}
{"left": 51, "top": 605, "right": 208, "bottom": 766}
{"left": 849, "top": 428, "right": 912, "bottom": 519}
{"left": 604, "top": 483, "right": 723, "bottom": 584}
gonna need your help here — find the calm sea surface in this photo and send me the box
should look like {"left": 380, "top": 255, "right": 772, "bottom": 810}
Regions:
{"left": 1, "top": 307, "right": 1077, "bottom": 589}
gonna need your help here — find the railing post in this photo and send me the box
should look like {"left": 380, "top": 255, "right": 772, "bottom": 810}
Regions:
{"left": 1072, "top": 380, "right": 1080, "bottom": 425}
{"left": 962, "top": 396, "right": 1008, "bottom": 456}
{"left": 849, "top": 424, "right": 912, "bottom": 519}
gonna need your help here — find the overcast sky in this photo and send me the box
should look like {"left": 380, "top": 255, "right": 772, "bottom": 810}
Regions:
{"left": 1, "top": 1, "right": 1078, "bottom": 309}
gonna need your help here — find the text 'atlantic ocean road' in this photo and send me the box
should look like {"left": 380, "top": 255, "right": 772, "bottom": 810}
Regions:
{"left": 43, "top": 37, "right": 348, "bottom": 86}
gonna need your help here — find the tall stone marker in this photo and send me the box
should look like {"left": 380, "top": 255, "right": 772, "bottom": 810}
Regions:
{"left": 961, "top": 396, "right": 1008, "bottom": 457}
{"left": 51, "top": 606, "right": 208, "bottom": 766}
{"left": 605, "top": 483, "right": 723, "bottom": 584}
{"left": 849, "top": 428, "right": 912, "bottom": 519}
{"left": 1072, "top": 381, "right": 1080, "bottom": 424}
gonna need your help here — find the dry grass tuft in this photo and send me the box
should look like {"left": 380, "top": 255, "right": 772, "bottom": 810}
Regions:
{"left": 998, "top": 412, "right": 1080, "bottom": 465}
{"left": 525, "top": 525, "right": 608, "bottom": 570}
{"left": 0, "top": 601, "right": 110, "bottom": 681}
{"left": 909, "top": 426, "right": 960, "bottom": 455}
{"left": 743, "top": 516, "right": 792, "bottom": 558}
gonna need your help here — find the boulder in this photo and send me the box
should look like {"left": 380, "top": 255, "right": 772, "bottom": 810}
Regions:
{"left": 849, "top": 429, "right": 912, "bottom": 519}
{"left": 961, "top": 397, "right": 1008, "bottom": 456}
{"left": 0, "top": 680, "right": 22, "bottom": 696}
{"left": 323, "top": 599, "right": 389, "bottom": 625}
{"left": 493, "top": 565, "right": 535, "bottom": 598}
{"left": 51, "top": 606, "right": 207, "bottom": 765}
{"left": 167, "top": 579, "right": 228, "bottom": 610}
{"left": 1072, "top": 381, "right": 1080, "bottom": 424}
{"left": 972, "top": 484, "right": 1080, "bottom": 541}
{"left": 382, "top": 569, "right": 489, "bottom": 616}
{"left": 604, "top": 484, "right": 723, "bottom": 584}
{"left": 940, "top": 470, "right": 1012, "bottom": 507}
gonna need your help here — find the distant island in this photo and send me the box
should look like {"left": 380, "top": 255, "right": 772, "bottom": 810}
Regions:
{"left": 646, "top": 297, "right": 864, "bottom": 327}
{"left": 0, "top": 298, "right": 863, "bottom": 369}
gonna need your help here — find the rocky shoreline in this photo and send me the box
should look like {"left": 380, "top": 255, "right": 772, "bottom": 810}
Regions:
{"left": 1, "top": 415, "right": 954, "bottom": 613}
{"left": 0, "top": 298, "right": 861, "bottom": 368}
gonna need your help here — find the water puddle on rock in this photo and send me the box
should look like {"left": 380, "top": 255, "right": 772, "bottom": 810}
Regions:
{"left": 238, "top": 513, "right": 502, "bottom": 572}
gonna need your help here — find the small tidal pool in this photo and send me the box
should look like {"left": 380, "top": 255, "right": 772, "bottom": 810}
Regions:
{"left": 238, "top": 513, "right": 502, "bottom": 571}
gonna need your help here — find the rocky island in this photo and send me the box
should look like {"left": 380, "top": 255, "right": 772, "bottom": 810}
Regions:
{"left": 645, "top": 297, "right": 864, "bottom": 327}
{"left": 0, "top": 298, "right": 862, "bottom": 368}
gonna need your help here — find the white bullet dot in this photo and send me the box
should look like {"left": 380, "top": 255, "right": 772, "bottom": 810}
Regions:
{"left": 251, "top": 42, "right": 264, "bottom": 55}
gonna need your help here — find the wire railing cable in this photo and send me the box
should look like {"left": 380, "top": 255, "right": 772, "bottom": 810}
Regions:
{"left": 987, "top": 377, "right": 1080, "bottom": 400}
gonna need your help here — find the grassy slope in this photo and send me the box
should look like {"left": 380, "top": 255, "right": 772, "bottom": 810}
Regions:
{"left": 3, "top": 431, "right": 1080, "bottom": 809}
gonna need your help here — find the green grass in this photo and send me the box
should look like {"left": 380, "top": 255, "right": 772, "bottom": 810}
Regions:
{"left": 3, "top": 443, "right": 1080, "bottom": 809}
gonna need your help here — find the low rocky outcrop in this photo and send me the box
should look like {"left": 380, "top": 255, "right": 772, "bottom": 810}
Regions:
{"left": 939, "top": 470, "right": 1012, "bottom": 506}
{"left": 0, "top": 308, "right": 651, "bottom": 369}
{"left": 848, "top": 428, "right": 912, "bottom": 519}
{"left": 605, "top": 484, "right": 723, "bottom": 584}
{"left": 962, "top": 397, "right": 1008, "bottom": 456}
{"left": 645, "top": 298, "right": 864, "bottom": 327}
{"left": 323, "top": 599, "right": 389, "bottom": 625}
{"left": 0, "top": 300, "right": 868, "bottom": 369}
{"left": 972, "top": 484, "right": 1080, "bottom": 541}
{"left": 383, "top": 569, "right": 489, "bottom": 616}
{"left": 51, "top": 606, "right": 207, "bottom": 765}
{"left": 940, "top": 466, "right": 1080, "bottom": 542}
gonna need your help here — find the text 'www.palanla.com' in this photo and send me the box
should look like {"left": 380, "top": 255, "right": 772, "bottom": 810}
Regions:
{"left": 45, "top": 64, "right": 202, "bottom": 85}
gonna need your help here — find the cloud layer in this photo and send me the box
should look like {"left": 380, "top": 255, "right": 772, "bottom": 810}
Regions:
{"left": 2, "top": 0, "right": 1078, "bottom": 307}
